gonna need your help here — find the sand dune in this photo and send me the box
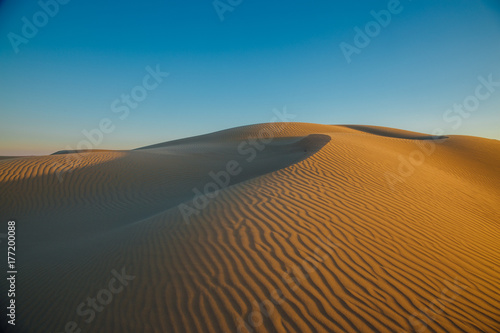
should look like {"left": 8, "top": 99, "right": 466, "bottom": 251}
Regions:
{"left": 1, "top": 122, "right": 499, "bottom": 333}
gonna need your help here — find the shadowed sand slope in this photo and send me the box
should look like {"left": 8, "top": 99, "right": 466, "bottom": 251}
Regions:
{"left": 0, "top": 132, "right": 330, "bottom": 245}
{"left": 1, "top": 123, "right": 499, "bottom": 333}
{"left": 341, "top": 125, "right": 448, "bottom": 140}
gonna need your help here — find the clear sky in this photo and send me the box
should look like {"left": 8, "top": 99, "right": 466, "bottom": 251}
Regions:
{"left": 0, "top": 0, "right": 499, "bottom": 155}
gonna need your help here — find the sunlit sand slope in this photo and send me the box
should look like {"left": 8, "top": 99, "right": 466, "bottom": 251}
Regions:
{"left": 1, "top": 123, "right": 499, "bottom": 333}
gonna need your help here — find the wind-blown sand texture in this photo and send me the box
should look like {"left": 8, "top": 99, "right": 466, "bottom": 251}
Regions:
{"left": 1, "top": 122, "right": 499, "bottom": 333}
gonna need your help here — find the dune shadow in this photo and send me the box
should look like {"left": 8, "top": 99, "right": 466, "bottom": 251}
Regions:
{"left": 343, "top": 125, "right": 448, "bottom": 140}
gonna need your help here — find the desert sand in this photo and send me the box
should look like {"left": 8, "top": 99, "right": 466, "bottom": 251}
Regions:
{"left": 1, "top": 122, "right": 499, "bottom": 332}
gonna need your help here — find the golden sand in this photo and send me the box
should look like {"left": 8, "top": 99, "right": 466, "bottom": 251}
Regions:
{"left": 1, "top": 123, "right": 499, "bottom": 332}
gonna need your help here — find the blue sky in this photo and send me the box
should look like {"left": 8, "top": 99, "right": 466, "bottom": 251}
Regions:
{"left": 0, "top": 0, "right": 499, "bottom": 155}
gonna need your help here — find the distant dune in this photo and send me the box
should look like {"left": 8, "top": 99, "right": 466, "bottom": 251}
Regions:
{"left": 0, "top": 156, "right": 22, "bottom": 161}
{"left": 1, "top": 123, "right": 499, "bottom": 333}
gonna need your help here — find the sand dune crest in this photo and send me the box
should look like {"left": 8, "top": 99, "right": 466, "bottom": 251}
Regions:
{"left": 1, "top": 123, "right": 499, "bottom": 333}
